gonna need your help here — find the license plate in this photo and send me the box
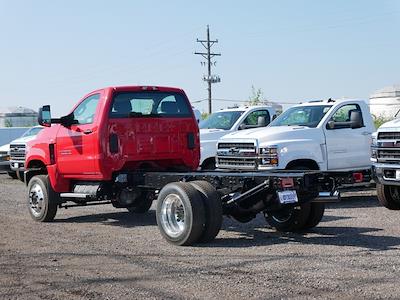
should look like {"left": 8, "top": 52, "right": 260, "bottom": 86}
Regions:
{"left": 396, "top": 170, "right": 400, "bottom": 180}
{"left": 278, "top": 190, "right": 298, "bottom": 204}
{"left": 13, "top": 163, "right": 19, "bottom": 168}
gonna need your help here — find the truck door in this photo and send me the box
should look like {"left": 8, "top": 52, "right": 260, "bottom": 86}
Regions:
{"left": 324, "top": 103, "right": 372, "bottom": 170}
{"left": 56, "top": 94, "right": 101, "bottom": 176}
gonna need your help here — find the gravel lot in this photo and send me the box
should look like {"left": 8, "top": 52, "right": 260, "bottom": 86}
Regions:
{"left": 1, "top": 173, "right": 400, "bottom": 300}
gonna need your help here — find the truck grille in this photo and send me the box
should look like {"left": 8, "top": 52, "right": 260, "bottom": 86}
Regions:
{"left": 10, "top": 144, "right": 26, "bottom": 161}
{"left": 217, "top": 142, "right": 255, "bottom": 150}
{"left": 216, "top": 141, "right": 258, "bottom": 169}
{"left": 378, "top": 132, "right": 400, "bottom": 140}
{"left": 376, "top": 131, "right": 400, "bottom": 163}
{"left": 377, "top": 149, "right": 400, "bottom": 162}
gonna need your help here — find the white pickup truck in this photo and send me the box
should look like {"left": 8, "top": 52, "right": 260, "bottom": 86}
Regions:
{"left": 199, "top": 105, "right": 276, "bottom": 169}
{"left": 216, "top": 99, "right": 375, "bottom": 176}
{"left": 371, "top": 119, "right": 400, "bottom": 209}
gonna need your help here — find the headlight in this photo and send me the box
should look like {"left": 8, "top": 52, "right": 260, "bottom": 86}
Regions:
{"left": 371, "top": 137, "right": 377, "bottom": 147}
{"left": 371, "top": 132, "right": 378, "bottom": 160}
{"left": 259, "top": 146, "right": 279, "bottom": 166}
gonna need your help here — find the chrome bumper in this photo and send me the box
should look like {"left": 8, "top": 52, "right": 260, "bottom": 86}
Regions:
{"left": 372, "top": 163, "right": 400, "bottom": 186}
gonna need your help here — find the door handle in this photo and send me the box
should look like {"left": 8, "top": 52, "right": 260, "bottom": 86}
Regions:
{"left": 83, "top": 129, "right": 93, "bottom": 135}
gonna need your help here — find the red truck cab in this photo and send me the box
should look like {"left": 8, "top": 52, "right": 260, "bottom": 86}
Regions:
{"left": 26, "top": 86, "right": 200, "bottom": 193}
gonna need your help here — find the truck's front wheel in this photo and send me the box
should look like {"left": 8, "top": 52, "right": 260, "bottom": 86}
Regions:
{"left": 377, "top": 183, "right": 400, "bottom": 210}
{"left": 264, "top": 203, "right": 311, "bottom": 232}
{"left": 156, "top": 182, "right": 205, "bottom": 246}
{"left": 27, "top": 175, "right": 58, "bottom": 222}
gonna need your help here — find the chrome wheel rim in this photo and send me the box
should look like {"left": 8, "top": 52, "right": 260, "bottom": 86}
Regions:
{"left": 29, "top": 183, "right": 45, "bottom": 217}
{"left": 160, "top": 194, "right": 186, "bottom": 238}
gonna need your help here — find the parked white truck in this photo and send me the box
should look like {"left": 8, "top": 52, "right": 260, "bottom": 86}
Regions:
{"left": 216, "top": 99, "right": 375, "bottom": 179}
{"left": 199, "top": 105, "right": 276, "bottom": 169}
{"left": 371, "top": 119, "right": 400, "bottom": 209}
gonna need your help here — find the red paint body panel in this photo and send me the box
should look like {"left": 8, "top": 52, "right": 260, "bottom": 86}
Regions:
{"left": 26, "top": 86, "right": 200, "bottom": 192}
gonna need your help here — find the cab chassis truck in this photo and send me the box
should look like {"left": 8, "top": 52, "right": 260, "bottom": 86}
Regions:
{"left": 24, "top": 86, "right": 343, "bottom": 246}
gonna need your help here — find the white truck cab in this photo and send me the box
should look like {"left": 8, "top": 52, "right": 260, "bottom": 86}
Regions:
{"left": 216, "top": 99, "right": 375, "bottom": 172}
{"left": 199, "top": 105, "right": 276, "bottom": 169}
{"left": 372, "top": 118, "right": 400, "bottom": 209}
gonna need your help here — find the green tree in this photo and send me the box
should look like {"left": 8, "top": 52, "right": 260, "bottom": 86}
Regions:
{"left": 201, "top": 112, "right": 209, "bottom": 120}
{"left": 247, "top": 85, "right": 264, "bottom": 106}
{"left": 373, "top": 115, "right": 392, "bottom": 129}
{"left": 4, "top": 119, "right": 13, "bottom": 127}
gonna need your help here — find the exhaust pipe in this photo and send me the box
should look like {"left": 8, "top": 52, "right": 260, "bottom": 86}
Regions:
{"left": 312, "top": 190, "right": 341, "bottom": 203}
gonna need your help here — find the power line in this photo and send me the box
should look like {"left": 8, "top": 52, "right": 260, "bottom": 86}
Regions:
{"left": 195, "top": 25, "right": 221, "bottom": 114}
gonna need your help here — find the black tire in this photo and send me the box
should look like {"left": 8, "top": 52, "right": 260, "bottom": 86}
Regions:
{"left": 16, "top": 170, "right": 24, "bottom": 182}
{"left": 264, "top": 203, "right": 311, "bottom": 232}
{"left": 156, "top": 182, "right": 205, "bottom": 246}
{"left": 189, "top": 180, "right": 223, "bottom": 243}
{"left": 303, "top": 203, "right": 325, "bottom": 229}
{"left": 201, "top": 160, "right": 216, "bottom": 170}
{"left": 376, "top": 183, "right": 400, "bottom": 210}
{"left": 286, "top": 164, "right": 323, "bottom": 229}
{"left": 7, "top": 171, "right": 18, "bottom": 179}
{"left": 127, "top": 192, "right": 154, "bottom": 213}
{"left": 27, "top": 175, "right": 59, "bottom": 222}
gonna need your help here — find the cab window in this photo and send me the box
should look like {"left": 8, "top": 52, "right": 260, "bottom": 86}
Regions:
{"left": 331, "top": 104, "right": 362, "bottom": 122}
{"left": 109, "top": 92, "right": 191, "bottom": 118}
{"left": 73, "top": 94, "right": 100, "bottom": 125}
{"left": 242, "top": 110, "right": 270, "bottom": 126}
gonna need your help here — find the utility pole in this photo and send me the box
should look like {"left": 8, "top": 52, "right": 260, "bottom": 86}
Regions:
{"left": 195, "top": 25, "right": 221, "bottom": 114}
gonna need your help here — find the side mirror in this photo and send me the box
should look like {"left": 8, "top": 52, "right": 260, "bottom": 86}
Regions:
{"left": 60, "top": 112, "right": 77, "bottom": 127}
{"left": 327, "top": 121, "right": 335, "bottom": 129}
{"left": 350, "top": 110, "right": 363, "bottom": 129}
{"left": 38, "top": 105, "right": 51, "bottom": 127}
{"left": 257, "top": 116, "right": 268, "bottom": 127}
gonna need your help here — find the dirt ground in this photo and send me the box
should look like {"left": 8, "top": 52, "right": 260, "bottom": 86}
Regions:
{"left": 1, "top": 173, "right": 400, "bottom": 300}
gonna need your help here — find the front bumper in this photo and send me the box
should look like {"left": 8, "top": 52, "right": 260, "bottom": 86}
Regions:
{"left": 10, "top": 160, "right": 25, "bottom": 172}
{"left": 0, "top": 160, "right": 11, "bottom": 172}
{"left": 372, "top": 163, "right": 400, "bottom": 186}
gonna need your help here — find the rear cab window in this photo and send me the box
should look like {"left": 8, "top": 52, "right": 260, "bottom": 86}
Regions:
{"left": 109, "top": 91, "right": 192, "bottom": 118}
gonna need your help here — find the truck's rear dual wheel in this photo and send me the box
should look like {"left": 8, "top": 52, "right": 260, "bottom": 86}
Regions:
{"left": 27, "top": 175, "right": 59, "bottom": 222}
{"left": 156, "top": 181, "right": 223, "bottom": 246}
{"left": 376, "top": 183, "right": 400, "bottom": 210}
{"left": 189, "top": 181, "right": 223, "bottom": 242}
{"left": 156, "top": 182, "right": 206, "bottom": 246}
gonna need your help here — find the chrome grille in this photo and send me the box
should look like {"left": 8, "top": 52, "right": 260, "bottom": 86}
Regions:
{"left": 10, "top": 144, "right": 26, "bottom": 161}
{"left": 218, "top": 142, "right": 255, "bottom": 150}
{"left": 376, "top": 131, "right": 400, "bottom": 163}
{"left": 378, "top": 132, "right": 400, "bottom": 140}
{"left": 216, "top": 141, "right": 258, "bottom": 169}
{"left": 217, "top": 157, "right": 257, "bottom": 169}
{"left": 377, "top": 149, "right": 400, "bottom": 162}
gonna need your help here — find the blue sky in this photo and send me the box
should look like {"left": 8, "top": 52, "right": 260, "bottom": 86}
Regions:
{"left": 0, "top": 0, "right": 399, "bottom": 116}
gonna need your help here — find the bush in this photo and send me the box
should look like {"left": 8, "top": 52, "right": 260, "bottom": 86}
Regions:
{"left": 373, "top": 115, "right": 392, "bottom": 129}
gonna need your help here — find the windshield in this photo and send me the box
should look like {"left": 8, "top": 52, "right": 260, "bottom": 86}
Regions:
{"left": 269, "top": 105, "right": 331, "bottom": 128}
{"left": 21, "top": 127, "right": 43, "bottom": 138}
{"left": 199, "top": 111, "right": 244, "bottom": 130}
